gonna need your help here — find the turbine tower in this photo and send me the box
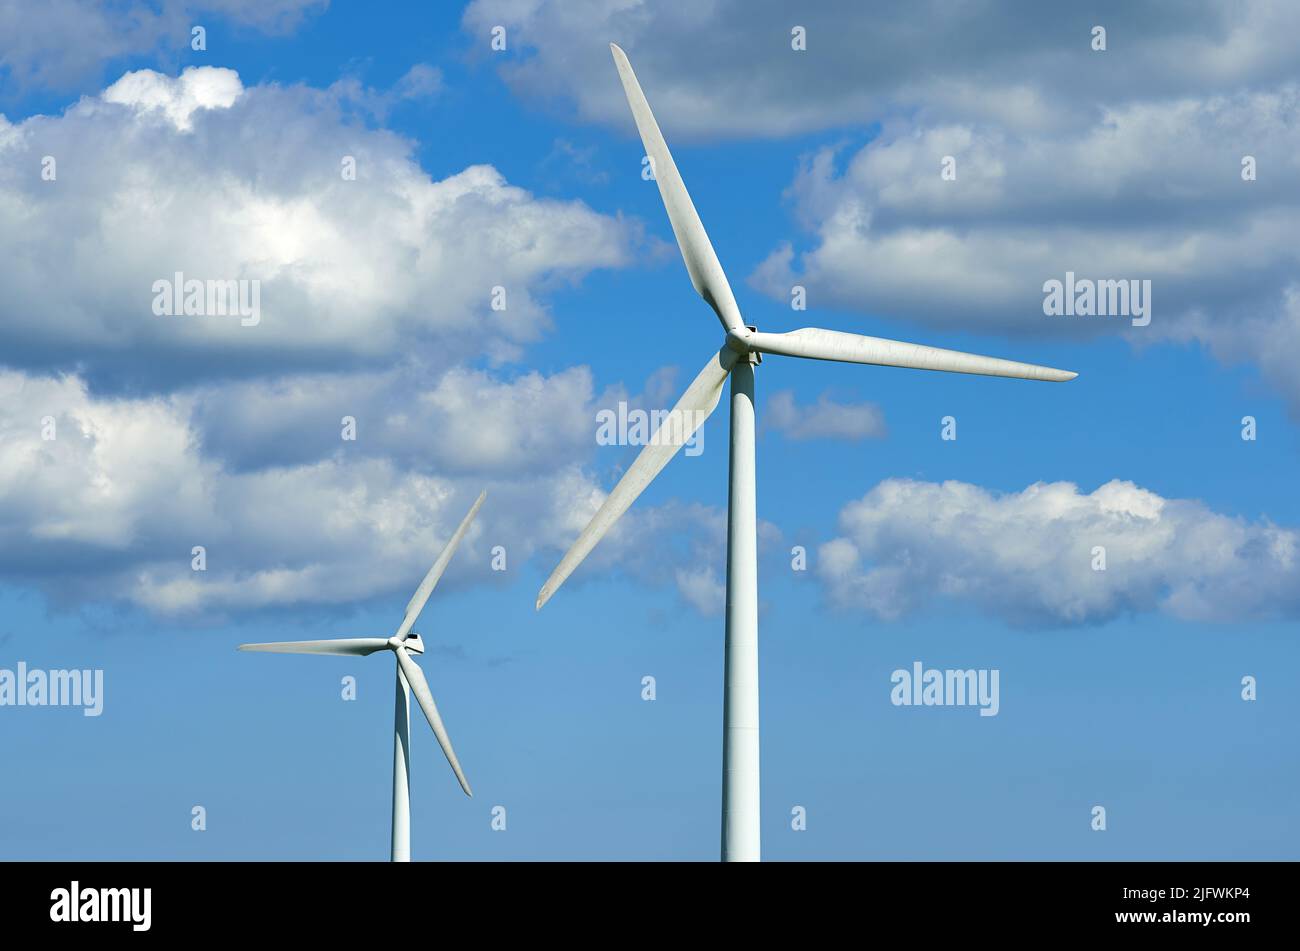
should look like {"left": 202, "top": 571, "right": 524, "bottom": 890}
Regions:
{"left": 240, "top": 490, "right": 486, "bottom": 862}
{"left": 536, "top": 45, "right": 1078, "bottom": 862}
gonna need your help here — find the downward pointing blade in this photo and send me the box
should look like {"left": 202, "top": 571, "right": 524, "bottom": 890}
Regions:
{"left": 395, "top": 489, "right": 487, "bottom": 640}
{"left": 537, "top": 346, "right": 739, "bottom": 610}
{"left": 237, "top": 638, "right": 389, "bottom": 656}
{"left": 610, "top": 43, "right": 743, "bottom": 333}
{"left": 746, "top": 328, "right": 1078, "bottom": 382}
{"left": 395, "top": 646, "right": 472, "bottom": 797}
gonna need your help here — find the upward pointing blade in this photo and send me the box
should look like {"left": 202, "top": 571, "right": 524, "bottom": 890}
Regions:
{"left": 610, "top": 43, "right": 743, "bottom": 333}
{"left": 746, "top": 328, "right": 1078, "bottom": 382}
{"left": 395, "top": 646, "right": 472, "bottom": 797}
{"left": 395, "top": 490, "right": 487, "bottom": 640}
{"left": 237, "top": 638, "right": 389, "bottom": 656}
{"left": 537, "top": 345, "right": 738, "bottom": 610}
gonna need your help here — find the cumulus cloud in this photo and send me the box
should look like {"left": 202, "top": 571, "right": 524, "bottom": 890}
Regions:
{"left": 393, "top": 63, "right": 442, "bottom": 101}
{"left": 0, "top": 64, "right": 736, "bottom": 622}
{"left": 188, "top": 357, "right": 719, "bottom": 477}
{"left": 325, "top": 63, "right": 445, "bottom": 121}
{"left": 0, "top": 66, "right": 642, "bottom": 389}
{"left": 189, "top": 363, "right": 606, "bottom": 475}
{"left": 102, "top": 65, "right": 244, "bottom": 130}
{"left": 750, "top": 83, "right": 1300, "bottom": 411}
{"left": 766, "top": 389, "right": 885, "bottom": 441}
{"left": 462, "top": 0, "right": 1300, "bottom": 139}
{"left": 754, "top": 88, "right": 1300, "bottom": 326}
{"left": 0, "top": 0, "right": 326, "bottom": 94}
{"left": 0, "top": 364, "right": 747, "bottom": 619}
{"left": 818, "top": 478, "right": 1300, "bottom": 627}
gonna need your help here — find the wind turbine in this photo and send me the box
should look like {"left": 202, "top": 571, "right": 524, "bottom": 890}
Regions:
{"left": 240, "top": 490, "right": 486, "bottom": 862}
{"left": 535, "top": 45, "right": 1078, "bottom": 862}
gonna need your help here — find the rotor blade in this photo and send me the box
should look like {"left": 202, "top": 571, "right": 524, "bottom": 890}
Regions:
{"left": 610, "top": 43, "right": 743, "bottom": 334}
{"left": 237, "top": 638, "right": 389, "bottom": 656}
{"left": 537, "top": 346, "right": 738, "bottom": 611}
{"left": 394, "top": 489, "right": 487, "bottom": 639}
{"left": 395, "top": 646, "right": 472, "bottom": 797}
{"left": 746, "top": 328, "right": 1078, "bottom": 382}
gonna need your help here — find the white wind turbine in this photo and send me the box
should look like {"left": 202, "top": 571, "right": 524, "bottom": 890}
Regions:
{"left": 240, "top": 490, "right": 486, "bottom": 862}
{"left": 536, "top": 45, "right": 1078, "bottom": 862}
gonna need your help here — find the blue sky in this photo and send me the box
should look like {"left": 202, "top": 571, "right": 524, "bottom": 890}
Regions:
{"left": 0, "top": 0, "right": 1297, "bottom": 860}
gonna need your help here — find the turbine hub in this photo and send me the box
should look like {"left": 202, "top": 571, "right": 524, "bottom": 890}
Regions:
{"left": 725, "top": 326, "right": 761, "bottom": 364}
{"left": 724, "top": 327, "right": 751, "bottom": 354}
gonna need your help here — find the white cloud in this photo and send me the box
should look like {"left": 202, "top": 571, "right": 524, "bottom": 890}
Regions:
{"left": 194, "top": 363, "right": 603, "bottom": 475}
{"left": 324, "top": 64, "right": 445, "bottom": 121}
{"left": 756, "top": 89, "right": 1300, "bottom": 325}
{"left": 818, "top": 478, "right": 1300, "bottom": 627}
{"left": 0, "top": 64, "right": 735, "bottom": 620}
{"left": 0, "top": 372, "right": 214, "bottom": 551}
{"left": 0, "top": 66, "right": 642, "bottom": 386}
{"left": 0, "top": 0, "right": 326, "bottom": 93}
{"left": 462, "top": 0, "right": 1300, "bottom": 139}
{"left": 766, "top": 389, "right": 885, "bottom": 441}
{"left": 0, "top": 364, "right": 741, "bottom": 619}
{"left": 101, "top": 65, "right": 243, "bottom": 131}
{"left": 751, "top": 85, "right": 1300, "bottom": 412}
{"left": 674, "top": 566, "right": 724, "bottom": 617}
{"left": 393, "top": 63, "right": 442, "bottom": 101}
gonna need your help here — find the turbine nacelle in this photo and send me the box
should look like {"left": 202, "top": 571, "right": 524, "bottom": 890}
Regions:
{"left": 391, "top": 632, "right": 425, "bottom": 655}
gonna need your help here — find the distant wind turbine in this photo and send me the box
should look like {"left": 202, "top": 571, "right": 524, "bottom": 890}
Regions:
{"left": 536, "top": 45, "right": 1078, "bottom": 862}
{"left": 240, "top": 490, "right": 486, "bottom": 862}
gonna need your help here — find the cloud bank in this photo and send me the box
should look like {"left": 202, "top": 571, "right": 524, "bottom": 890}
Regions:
{"left": 0, "top": 65, "right": 723, "bottom": 620}
{"left": 0, "top": 66, "right": 641, "bottom": 388}
{"left": 819, "top": 478, "right": 1300, "bottom": 627}
{"left": 0, "top": 0, "right": 327, "bottom": 94}
{"left": 462, "top": 0, "right": 1300, "bottom": 138}
{"left": 0, "top": 365, "right": 740, "bottom": 618}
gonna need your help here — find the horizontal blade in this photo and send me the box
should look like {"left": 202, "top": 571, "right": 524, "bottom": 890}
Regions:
{"left": 610, "top": 43, "right": 743, "bottom": 333}
{"left": 395, "top": 646, "right": 472, "bottom": 797}
{"left": 746, "top": 328, "right": 1077, "bottom": 382}
{"left": 395, "top": 489, "right": 487, "bottom": 640}
{"left": 237, "top": 638, "right": 389, "bottom": 656}
{"left": 537, "top": 346, "right": 738, "bottom": 610}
